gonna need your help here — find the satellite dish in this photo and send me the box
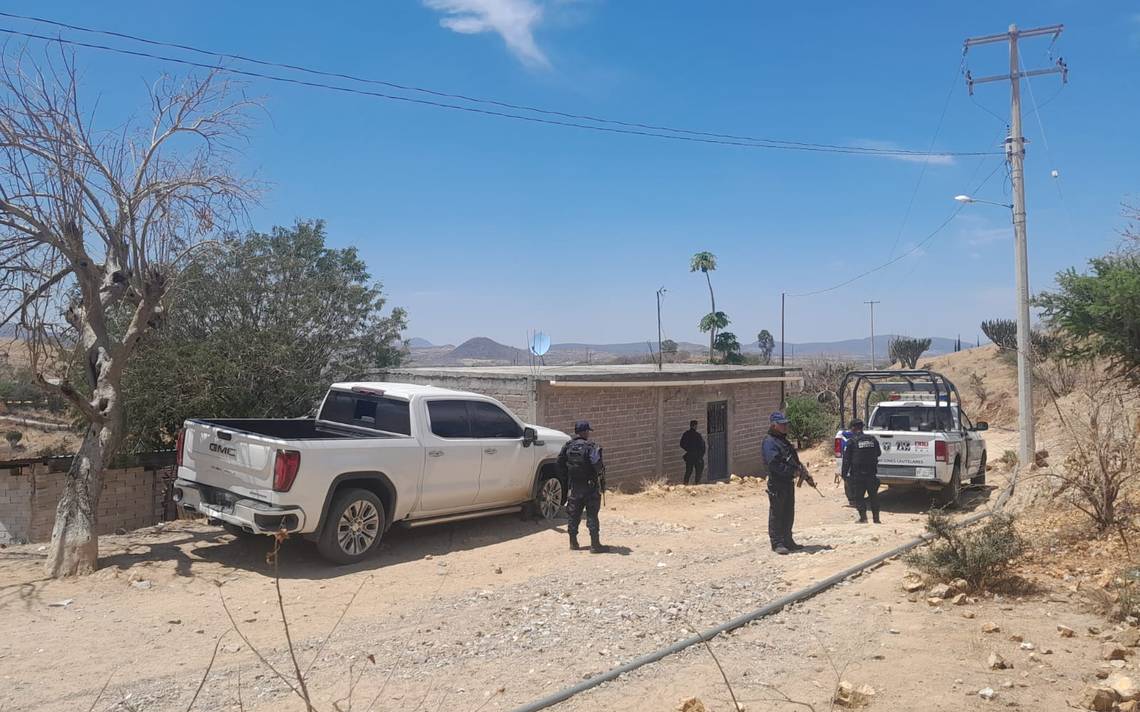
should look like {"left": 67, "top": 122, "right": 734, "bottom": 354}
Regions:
{"left": 531, "top": 331, "right": 550, "bottom": 357}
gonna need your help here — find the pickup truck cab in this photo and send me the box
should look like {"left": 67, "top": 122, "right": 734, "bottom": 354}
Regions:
{"left": 173, "top": 383, "right": 571, "bottom": 563}
{"left": 833, "top": 370, "right": 988, "bottom": 506}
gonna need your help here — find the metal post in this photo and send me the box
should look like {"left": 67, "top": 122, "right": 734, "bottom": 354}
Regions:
{"left": 864, "top": 300, "right": 880, "bottom": 368}
{"left": 780, "top": 292, "right": 786, "bottom": 407}
{"left": 656, "top": 287, "right": 666, "bottom": 371}
{"left": 1007, "top": 24, "right": 1036, "bottom": 465}
{"left": 963, "top": 22, "right": 1065, "bottom": 466}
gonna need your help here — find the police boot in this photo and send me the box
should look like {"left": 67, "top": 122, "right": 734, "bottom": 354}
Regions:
{"left": 857, "top": 510, "right": 868, "bottom": 524}
{"left": 589, "top": 534, "right": 609, "bottom": 554}
{"left": 569, "top": 534, "right": 580, "bottom": 551}
{"left": 872, "top": 510, "right": 881, "bottom": 524}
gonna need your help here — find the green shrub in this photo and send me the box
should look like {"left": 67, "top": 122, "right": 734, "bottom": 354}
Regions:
{"left": 906, "top": 511, "right": 1024, "bottom": 591}
{"left": 999, "top": 450, "right": 1018, "bottom": 468}
{"left": 5, "top": 430, "right": 22, "bottom": 448}
{"left": 785, "top": 396, "right": 831, "bottom": 449}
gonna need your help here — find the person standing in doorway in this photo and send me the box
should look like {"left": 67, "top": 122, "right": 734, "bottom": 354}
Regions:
{"left": 762, "top": 411, "right": 813, "bottom": 554}
{"left": 680, "top": 420, "right": 706, "bottom": 485}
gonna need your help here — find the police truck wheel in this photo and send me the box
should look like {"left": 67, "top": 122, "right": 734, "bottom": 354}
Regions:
{"left": 971, "top": 452, "right": 987, "bottom": 486}
{"left": 937, "top": 463, "right": 962, "bottom": 508}
{"left": 535, "top": 472, "right": 566, "bottom": 520}
{"left": 317, "top": 488, "right": 386, "bottom": 565}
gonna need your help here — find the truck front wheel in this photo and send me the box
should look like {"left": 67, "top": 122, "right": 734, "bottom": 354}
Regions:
{"left": 535, "top": 471, "right": 566, "bottom": 520}
{"left": 937, "top": 462, "right": 962, "bottom": 508}
{"left": 317, "top": 488, "right": 387, "bottom": 564}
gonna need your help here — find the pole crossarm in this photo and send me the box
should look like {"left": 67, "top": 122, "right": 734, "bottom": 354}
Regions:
{"left": 964, "top": 24, "right": 1063, "bottom": 47}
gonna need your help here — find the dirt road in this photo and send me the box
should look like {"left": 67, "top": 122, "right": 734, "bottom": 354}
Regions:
{"left": 0, "top": 461, "right": 1022, "bottom": 712}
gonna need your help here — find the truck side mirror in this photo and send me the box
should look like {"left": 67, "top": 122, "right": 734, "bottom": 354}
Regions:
{"left": 974, "top": 421, "right": 989, "bottom": 431}
{"left": 522, "top": 427, "right": 538, "bottom": 447}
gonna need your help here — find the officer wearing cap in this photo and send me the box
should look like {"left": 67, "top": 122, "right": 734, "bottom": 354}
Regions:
{"left": 841, "top": 419, "right": 882, "bottom": 523}
{"left": 762, "top": 411, "right": 813, "bottom": 554}
{"left": 557, "top": 420, "right": 608, "bottom": 553}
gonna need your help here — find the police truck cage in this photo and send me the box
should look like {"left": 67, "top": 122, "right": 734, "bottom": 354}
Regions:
{"left": 836, "top": 370, "right": 963, "bottom": 430}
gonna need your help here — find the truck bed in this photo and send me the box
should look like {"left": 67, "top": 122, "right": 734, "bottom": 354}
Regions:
{"left": 191, "top": 418, "right": 396, "bottom": 441}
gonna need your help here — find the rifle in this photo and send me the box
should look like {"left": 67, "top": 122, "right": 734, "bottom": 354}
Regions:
{"left": 597, "top": 447, "right": 607, "bottom": 507}
{"left": 791, "top": 457, "right": 825, "bottom": 498}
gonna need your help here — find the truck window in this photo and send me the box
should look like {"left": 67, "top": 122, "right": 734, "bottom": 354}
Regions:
{"left": 470, "top": 401, "right": 523, "bottom": 438}
{"left": 320, "top": 392, "right": 411, "bottom": 435}
{"left": 427, "top": 400, "right": 472, "bottom": 438}
{"left": 871, "top": 406, "right": 957, "bottom": 432}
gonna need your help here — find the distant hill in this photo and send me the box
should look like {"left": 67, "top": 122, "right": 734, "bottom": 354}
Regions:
{"left": 405, "top": 334, "right": 968, "bottom": 367}
{"left": 406, "top": 337, "right": 433, "bottom": 348}
{"left": 447, "top": 337, "right": 529, "bottom": 363}
{"left": 744, "top": 335, "right": 960, "bottom": 359}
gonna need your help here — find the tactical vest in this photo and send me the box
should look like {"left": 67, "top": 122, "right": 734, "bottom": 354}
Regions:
{"left": 564, "top": 439, "right": 597, "bottom": 483}
{"left": 849, "top": 434, "right": 879, "bottom": 475}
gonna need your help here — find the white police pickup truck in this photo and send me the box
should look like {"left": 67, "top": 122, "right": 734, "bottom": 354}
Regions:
{"left": 833, "top": 370, "right": 988, "bottom": 506}
{"left": 173, "top": 383, "right": 571, "bottom": 564}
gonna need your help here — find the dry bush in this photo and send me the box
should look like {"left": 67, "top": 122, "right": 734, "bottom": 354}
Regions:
{"left": 968, "top": 372, "right": 989, "bottom": 407}
{"left": 905, "top": 511, "right": 1025, "bottom": 591}
{"left": 801, "top": 359, "right": 859, "bottom": 399}
{"left": 1044, "top": 374, "right": 1140, "bottom": 532}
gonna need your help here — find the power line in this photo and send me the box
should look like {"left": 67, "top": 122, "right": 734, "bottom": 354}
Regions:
{"left": 884, "top": 54, "right": 967, "bottom": 261}
{"left": 0, "top": 14, "right": 999, "bottom": 159}
{"left": 786, "top": 158, "right": 1006, "bottom": 298}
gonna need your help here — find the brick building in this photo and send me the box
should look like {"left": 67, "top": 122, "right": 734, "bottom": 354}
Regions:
{"left": 379, "top": 364, "right": 801, "bottom": 490}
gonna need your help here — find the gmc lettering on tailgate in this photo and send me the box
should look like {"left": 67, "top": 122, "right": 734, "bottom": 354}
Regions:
{"left": 209, "top": 443, "right": 237, "bottom": 458}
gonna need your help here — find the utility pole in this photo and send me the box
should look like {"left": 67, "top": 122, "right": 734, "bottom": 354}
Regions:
{"left": 780, "top": 292, "right": 786, "bottom": 407}
{"left": 656, "top": 287, "right": 666, "bottom": 371}
{"left": 965, "top": 23, "right": 1066, "bottom": 466}
{"left": 864, "top": 300, "right": 880, "bottom": 368}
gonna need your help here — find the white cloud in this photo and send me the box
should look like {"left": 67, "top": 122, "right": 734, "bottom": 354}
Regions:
{"left": 424, "top": 0, "right": 551, "bottom": 68}
{"left": 852, "top": 139, "right": 956, "bottom": 166}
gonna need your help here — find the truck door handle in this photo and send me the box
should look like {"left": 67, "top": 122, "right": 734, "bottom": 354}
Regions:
{"left": 428, "top": 450, "right": 444, "bottom": 458}
{"left": 484, "top": 448, "right": 498, "bottom": 455}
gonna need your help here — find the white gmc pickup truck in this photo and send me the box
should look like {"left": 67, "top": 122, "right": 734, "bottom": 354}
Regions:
{"left": 833, "top": 370, "right": 988, "bottom": 507}
{"left": 173, "top": 383, "right": 571, "bottom": 563}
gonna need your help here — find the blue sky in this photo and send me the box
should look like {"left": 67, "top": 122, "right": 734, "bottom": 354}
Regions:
{"left": 6, "top": 1, "right": 1138, "bottom": 347}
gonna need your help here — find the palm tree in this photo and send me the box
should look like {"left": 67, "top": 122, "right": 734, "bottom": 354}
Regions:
{"left": 699, "top": 311, "right": 730, "bottom": 361}
{"left": 690, "top": 251, "right": 718, "bottom": 361}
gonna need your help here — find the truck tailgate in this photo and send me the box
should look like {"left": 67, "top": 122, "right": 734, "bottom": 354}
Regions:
{"left": 182, "top": 421, "right": 279, "bottom": 493}
{"left": 873, "top": 431, "right": 937, "bottom": 477}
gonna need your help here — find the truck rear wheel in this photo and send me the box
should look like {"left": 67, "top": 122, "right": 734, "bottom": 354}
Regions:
{"left": 317, "top": 488, "right": 386, "bottom": 565}
{"left": 937, "top": 462, "right": 962, "bottom": 508}
{"left": 971, "top": 452, "right": 987, "bottom": 486}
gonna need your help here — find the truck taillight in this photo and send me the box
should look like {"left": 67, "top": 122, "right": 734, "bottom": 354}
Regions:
{"left": 935, "top": 441, "right": 948, "bottom": 463}
{"left": 273, "top": 450, "right": 301, "bottom": 492}
{"left": 176, "top": 429, "right": 186, "bottom": 468}
{"left": 834, "top": 438, "right": 843, "bottom": 457}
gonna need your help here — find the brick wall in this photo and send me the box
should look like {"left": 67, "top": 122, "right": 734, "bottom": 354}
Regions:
{"left": 536, "top": 381, "right": 781, "bottom": 490}
{"left": 537, "top": 385, "right": 660, "bottom": 487}
{"left": 0, "top": 459, "right": 176, "bottom": 545}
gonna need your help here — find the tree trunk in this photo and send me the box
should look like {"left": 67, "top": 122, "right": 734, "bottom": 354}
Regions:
{"left": 705, "top": 272, "right": 716, "bottom": 363}
{"left": 44, "top": 417, "right": 119, "bottom": 577}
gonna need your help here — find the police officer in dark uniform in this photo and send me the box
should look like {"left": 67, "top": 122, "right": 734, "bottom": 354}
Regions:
{"left": 557, "top": 420, "right": 608, "bottom": 553}
{"left": 841, "top": 419, "right": 882, "bottom": 523}
{"left": 762, "top": 411, "right": 814, "bottom": 555}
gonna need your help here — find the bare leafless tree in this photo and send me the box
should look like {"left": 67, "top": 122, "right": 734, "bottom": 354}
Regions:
{"left": 0, "top": 47, "right": 256, "bottom": 576}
